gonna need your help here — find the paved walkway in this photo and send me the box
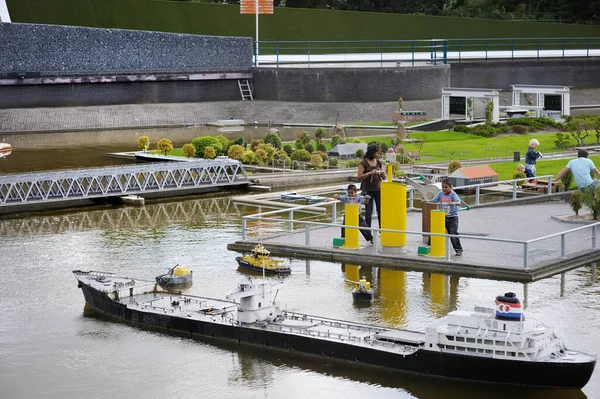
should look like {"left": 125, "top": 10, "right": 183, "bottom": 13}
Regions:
{"left": 228, "top": 199, "right": 600, "bottom": 282}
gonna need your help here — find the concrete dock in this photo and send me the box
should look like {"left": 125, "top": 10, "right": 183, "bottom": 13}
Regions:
{"left": 228, "top": 198, "right": 600, "bottom": 282}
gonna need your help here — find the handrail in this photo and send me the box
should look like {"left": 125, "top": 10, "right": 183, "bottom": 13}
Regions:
{"left": 255, "top": 37, "right": 600, "bottom": 67}
{"left": 240, "top": 178, "right": 600, "bottom": 269}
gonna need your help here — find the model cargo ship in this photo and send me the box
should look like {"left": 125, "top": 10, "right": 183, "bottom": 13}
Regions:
{"left": 73, "top": 271, "right": 595, "bottom": 389}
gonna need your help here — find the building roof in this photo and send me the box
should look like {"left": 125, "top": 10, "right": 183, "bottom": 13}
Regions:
{"left": 327, "top": 143, "right": 367, "bottom": 157}
{"left": 449, "top": 165, "right": 498, "bottom": 179}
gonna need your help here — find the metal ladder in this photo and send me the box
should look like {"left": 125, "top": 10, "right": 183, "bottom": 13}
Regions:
{"left": 238, "top": 79, "right": 253, "bottom": 101}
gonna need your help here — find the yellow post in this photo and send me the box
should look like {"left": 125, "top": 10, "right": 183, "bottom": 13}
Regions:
{"left": 343, "top": 203, "right": 360, "bottom": 249}
{"left": 429, "top": 209, "right": 446, "bottom": 257}
{"left": 381, "top": 176, "right": 407, "bottom": 248}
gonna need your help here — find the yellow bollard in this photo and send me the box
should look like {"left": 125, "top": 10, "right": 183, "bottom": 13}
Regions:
{"left": 428, "top": 209, "right": 446, "bottom": 257}
{"left": 381, "top": 171, "right": 407, "bottom": 248}
{"left": 343, "top": 203, "right": 360, "bottom": 249}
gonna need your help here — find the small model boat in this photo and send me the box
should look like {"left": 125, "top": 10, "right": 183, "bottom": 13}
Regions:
{"left": 0, "top": 141, "right": 12, "bottom": 158}
{"left": 280, "top": 191, "right": 308, "bottom": 201}
{"left": 350, "top": 276, "right": 374, "bottom": 302}
{"left": 306, "top": 195, "right": 326, "bottom": 203}
{"left": 236, "top": 243, "right": 291, "bottom": 274}
{"left": 155, "top": 264, "right": 193, "bottom": 288}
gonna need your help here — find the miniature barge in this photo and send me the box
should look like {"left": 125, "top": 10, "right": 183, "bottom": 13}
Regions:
{"left": 73, "top": 270, "right": 596, "bottom": 389}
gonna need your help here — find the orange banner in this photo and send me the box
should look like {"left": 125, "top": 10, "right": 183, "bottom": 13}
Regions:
{"left": 240, "top": 0, "right": 273, "bottom": 14}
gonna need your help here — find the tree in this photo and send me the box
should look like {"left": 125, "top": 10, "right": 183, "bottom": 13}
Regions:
{"left": 290, "top": 149, "right": 311, "bottom": 162}
{"left": 256, "top": 143, "right": 277, "bottom": 163}
{"left": 242, "top": 150, "right": 256, "bottom": 164}
{"left": 137, "top": 135, "right": 150, "bottom": 151}
{"left": 355, "top": 149, "right": 364, "bottom": 158}
{"left": 570, "top": 191, "right": 582, "bottom": 216}
{"left": 314, "top": 127, "right": 326, "bottom": 143}
{"left": 566, "top": 116, "right": 592, "bottom": 146}
{"left": 448, "top": 160, "right": 462, "bottom": 174}
{"left": 263, "top": 132, "right": 282, "bottom": 149}
{"left": 215, "top": 134, "right": 231, "bottom": 155}
{"left": 297, "top": 131, "right": 311, "bottom": 146}
{"left": 283, "top": 144, "right": 293, "bottom": 156}
{"left": 182, "top": 143, "right": 196, "bottom": 158}
{"left": 560, "top": 169, "right": 574, "bottom": 191}
{"left": 554, "top": 132, "right": 571, "bottom": 150}
{"left": 331, "top": 134, "right": 343, "bottom": 148}
{"left": 203, "top": 146, "right": 216, "bottom": 159}
{"left": 485, "top": 100, "right": 494, "bottom": 127}
{"left": 581, "top": 186, "right": 600, "bottom": 220}
{"left": 227, "top": 144, "right": 245, "bottom": 160}
{"left": 255, "top": 148, "right": 268, "bottom": 165}
{"left": 466, "top": 98, "right": 474, "bottom": 123}
{"left": 304, "top": 143, "right": 315, "bottom": 153}
{"left": 157, "top": 138, "right": 173, "bottom": 156}
{"left": 310, "top": 153, "right": 323, "bottom": 168}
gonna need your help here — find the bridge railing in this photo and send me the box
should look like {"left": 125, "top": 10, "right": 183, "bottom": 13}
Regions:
{"left": 255, "top": 37, "right": 600, "bottom": 67}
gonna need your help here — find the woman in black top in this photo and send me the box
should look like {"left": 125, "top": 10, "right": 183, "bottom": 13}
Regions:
{"left": 357, "top": 144, "right": 386, "bottom": 228}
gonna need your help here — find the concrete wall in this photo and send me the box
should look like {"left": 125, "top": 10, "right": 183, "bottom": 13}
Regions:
{"left": 451, "top": 60, "right": 600, "bottom": 91}
{"left": 253, "top": 66, "right": 451, "bottom": 102}
{"left": 0, "top": 22, "right": 252, "bottom": 75}
{"left": 0, "top": 78, "right": 246, "bottom": 108}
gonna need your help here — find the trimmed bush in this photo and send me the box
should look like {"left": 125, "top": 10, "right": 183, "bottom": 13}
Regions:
{"left": 453, "top": 125, "right": 470, "bottom": 133}
{"left": 316, "top": 143, "right": 327, "bottom": 152}
{"left": 203, "top": 146, "right": 216, "bottom": 159}
{"left": 250, "top": 139, "right": 262, "bottom": 152}
{"left": 570, "top": 191, "right": 582, "bottom": 216}
{"left": 328, "top": 157, "right": 339, "bottom": 167}
{"left": 304, "top": 143, "right": 315, "bottom": 153}
{"left": 241, "top": 150, "right": 256, "bottom": 164}
{"left": 310, "top": 153, "right": 323, "bottom": 168}
{"left": 511, "top": 125, "right": 528, "bottom": 134}
{"left": 560, "top": 169, "right": 574, "bottom": 191}
{"left": 192, "top": 136, "right": 223, "bottom": 158}
{"left": 283, "top": 144, "right": 293, "bottom": 156}
{"left": 182, "top": 143, "right": 196, "bottom": 158}
{"left": 227, "top": 144, "right": 245, "bottom": 160}
{"left": 291, "top": 149, "right": 311, "bottom": 162}
{"left": 263, "top": 132, "right": 282, "bottom": 149}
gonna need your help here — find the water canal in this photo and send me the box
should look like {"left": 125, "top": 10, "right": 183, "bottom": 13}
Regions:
{"left": 0, "top": 130, "right": 599, "bottom": 398}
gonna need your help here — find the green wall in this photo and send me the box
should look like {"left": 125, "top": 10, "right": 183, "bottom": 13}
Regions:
{"left": 7, "top": 0, "right": 600, "bottom": 42}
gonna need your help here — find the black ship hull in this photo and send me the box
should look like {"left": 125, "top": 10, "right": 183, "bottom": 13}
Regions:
{"left": 77, "top": 282, "right": 595, "bottom": 389}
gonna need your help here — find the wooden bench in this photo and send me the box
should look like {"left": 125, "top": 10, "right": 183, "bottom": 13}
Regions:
{"left": 521, "top": 181, "right": 563, "bottom": 194}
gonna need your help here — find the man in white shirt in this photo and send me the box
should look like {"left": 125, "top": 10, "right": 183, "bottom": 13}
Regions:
{"left": 555, "top": 149, "right": 600, "bottom": 191}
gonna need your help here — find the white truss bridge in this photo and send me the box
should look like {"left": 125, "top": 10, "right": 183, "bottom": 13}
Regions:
{"left": 0, "top": 159, "right": 249, "bottom": 207}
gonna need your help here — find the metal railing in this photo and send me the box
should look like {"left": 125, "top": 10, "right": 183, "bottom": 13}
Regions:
{"left": 240, "top": 178, "right": 600, "bottom": 270}
{"left": 255, "top": 37, "right": 600, "bottom": 67}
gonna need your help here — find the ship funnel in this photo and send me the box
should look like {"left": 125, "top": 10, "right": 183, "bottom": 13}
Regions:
{"left": 495, "top": 292, "right": 524, "bottom": 321}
